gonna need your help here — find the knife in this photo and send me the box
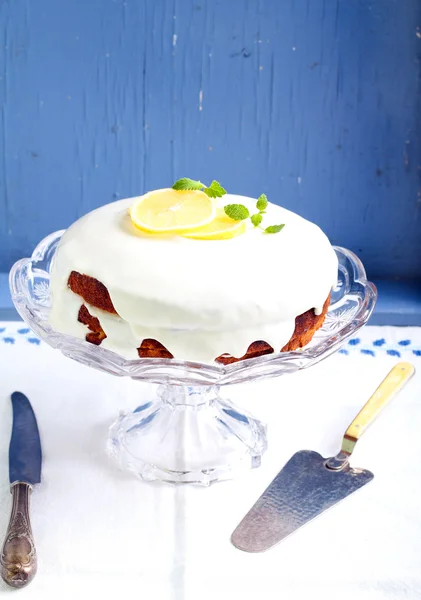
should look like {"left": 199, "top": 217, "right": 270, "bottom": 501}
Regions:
{"left": 1, "top": 392, "right": 42, "bottom": 588}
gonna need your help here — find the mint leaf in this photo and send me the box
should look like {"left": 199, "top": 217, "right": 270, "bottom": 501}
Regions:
{"left": 172, "top": 178, "right": 204, "bottom": 191}
{"left": 173, "top": 177, "right": 227, "bottom": 198}
{"left": 204, "top": 180, "right": 226, "bottom": 198}
{"left": 256, "top": 194, "right": 268, "bottom": 211}
{"left": 251, "top": 213, "right": 263, "bottom": 227}
{"left": 264, "top": 224, "right": 285, "bottom": 234}
{"left": 224, "top": 204, "right": 250, "bottom": 221}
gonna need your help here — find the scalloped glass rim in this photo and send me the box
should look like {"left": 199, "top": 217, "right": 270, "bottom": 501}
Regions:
{"left": 9, "top": 230, "right": 377, "bottom": 386}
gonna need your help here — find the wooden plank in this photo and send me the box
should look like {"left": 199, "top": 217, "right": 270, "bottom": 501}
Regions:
{"left": 369, "top": 279, "right": 421, "bottom": 326}
{"left": 0, "top": 273, "right": 16, "bottom": 320}
{"left": 1, "top": 272, "right": 420, "bottom": 325}
{"left": 0, "top": 0, "right": 420, "bottom": 277}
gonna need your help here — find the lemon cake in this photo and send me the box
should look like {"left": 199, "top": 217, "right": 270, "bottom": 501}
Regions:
{"left": 49, "top": 183, "right": 338, "bottom": 363}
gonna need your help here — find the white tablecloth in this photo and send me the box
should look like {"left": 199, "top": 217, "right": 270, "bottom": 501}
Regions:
{"left": 0, "top": 323, "right": 420, "bottom": 600}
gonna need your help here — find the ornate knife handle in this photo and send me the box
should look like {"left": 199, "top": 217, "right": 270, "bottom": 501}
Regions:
{"left": 1, "top": 482, "right": 37, "bottom": 588}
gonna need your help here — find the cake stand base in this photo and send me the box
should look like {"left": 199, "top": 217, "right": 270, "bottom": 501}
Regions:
{"left": 107, "top": 384, "right": 267, "bottom": 485}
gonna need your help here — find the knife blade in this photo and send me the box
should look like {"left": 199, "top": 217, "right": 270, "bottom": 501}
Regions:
{"left": 1, "top": 392, "right": 42, "bottom": 588}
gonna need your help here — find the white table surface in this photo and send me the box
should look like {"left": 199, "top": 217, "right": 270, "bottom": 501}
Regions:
{"left": 0, "top": 323, "right": 420, "bottom": 600}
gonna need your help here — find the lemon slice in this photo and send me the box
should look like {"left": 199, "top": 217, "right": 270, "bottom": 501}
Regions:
{"left": 130, "top": 188, "right": 216, "bottom": 234}
{"left": 182, "top": 208, "right": 247, "bottom": 240}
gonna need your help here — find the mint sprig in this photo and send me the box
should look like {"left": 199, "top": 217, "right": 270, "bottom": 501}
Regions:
{"left": 172, "top": 178, "right": 284, "bottom": 235}
{"left": 224, "top": 204, "right": 250, "bottom": 221}
{"left": 204, "top": 180, "right": 226, "bottom": 198}
{"left": 264, "top": 224, "right": 285, "bottom": 234}
{"left": 224, "top": 194, "right": 285, "bottom": 234}
{"left": 172, "top": 177, "right": 227, "bottom": 199}
{"left": 256, "top": 194, "right": 268, "bottom": 212}
{"left": 250, "top": 213, "right": 263, "bottom": 227}
{"left": 250, "top": 195, "right": 268, "bottom": 227}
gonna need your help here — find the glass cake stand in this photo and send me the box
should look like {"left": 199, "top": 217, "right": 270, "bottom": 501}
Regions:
{"left": 9, "top": 230, "right": 377, "bottom": 485}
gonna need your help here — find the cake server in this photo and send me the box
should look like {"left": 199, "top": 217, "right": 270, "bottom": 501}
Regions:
{"left": 231, "top": 362, "right": 415, "bottom": 553}
{"left": 1, "top": 392, "right": 42, "bottom": 587}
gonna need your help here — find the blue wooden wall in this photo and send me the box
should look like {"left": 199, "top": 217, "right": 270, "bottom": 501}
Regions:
{"left": 0, "top": 0, "right": 420, "bottom": 278}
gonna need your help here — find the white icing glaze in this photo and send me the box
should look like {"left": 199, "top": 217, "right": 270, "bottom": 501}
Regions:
{"left": 49, "top": 192, "right": 338, "bottom": 363}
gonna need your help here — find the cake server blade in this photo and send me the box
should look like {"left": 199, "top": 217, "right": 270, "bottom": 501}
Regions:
{"left": 231, "top": 362, "right": 415, "bottom": 553}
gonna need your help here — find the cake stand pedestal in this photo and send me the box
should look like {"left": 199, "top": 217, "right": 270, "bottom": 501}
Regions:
{"left": 108, "top": 384, "right": 266, "bottom": 484}
{"left": 9, "top": 230, "right": 377, "bottom": 486}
